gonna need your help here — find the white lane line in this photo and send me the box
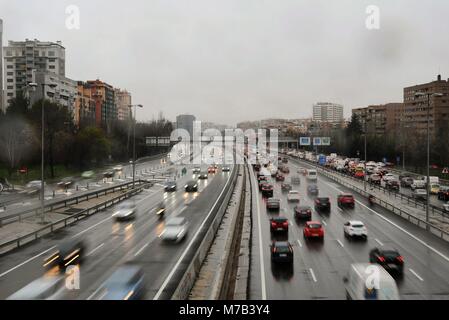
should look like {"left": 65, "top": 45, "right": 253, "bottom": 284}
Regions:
{"left": 309, "top": 268, "right": 317, "bottom": 282}
{"left": 253, "top": 172, "right": 267, "bottom": 300}
{"left": 336, "top": 239, "right": 344, "bottom": 248}
{"left": 321, "top": 220, "right": 327, "bottom": 226}
{"left": 297, "top": 239, "right": 303, "bottom": 248}
{"left": 87, "top": 243, "right": 104, "bottom": 256}
{"left": 337, "top": 207, "right": 343, "bottom": 212}
{"left": 409, "top": 268, "right": 424, "bottom": 281}
{"left": 0, "top": 246, "right": 56, "bottom": 278}
{"left": 289, "top": 221, "right": 293, "bottom": 226}
{"left": 375, "top": 238, "right": 384, "bottom": 246}
{"left": 320, "top": 176, "right": 449, "bottom": 264}
{"left": 87, "top": 286, "right": 103, "bottom": 300}
{"left": 134, "top": 242, "right": 150, "bottom": 257}
{"left": 153, "top": 167, "right": 235, "bottom": 300}
{"left": 71, "top": 216, "right": 112, "bottom": 239}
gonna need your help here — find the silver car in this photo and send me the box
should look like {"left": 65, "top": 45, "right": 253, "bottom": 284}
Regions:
{"left": 160, "top": 217, "right": 188, "bottom": 242}
{"left": 113, "top": 201, "right": 137, "bottom": 221}
{"left": 7, "top": 275, "right": 67, "bottom": 300}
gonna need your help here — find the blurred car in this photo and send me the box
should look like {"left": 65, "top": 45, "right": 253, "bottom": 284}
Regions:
{"left": 282, "top": 157, "right": 288, "bottom": 164}
{"left": 280, "top": 166, "right": 290, "bottom": 174}
{"left": 270, "top": 217, "right": 289, "bottom": 233}
{"left": 385, "top": 180, "right": 400, "bottom": 191}
{"left": 303, "top": 221, "right": 324, "bottom": 240}
{"left": 43, "top": 238, "right": 86, "bottom": 271}
{"left": 369, "top": 248, "right": 404, "bottom": 277}
{"left": 287, "top": 190, "right": 300, "bottom": 202}
{"left": 160, "top": 217, "right": 188, "bottom": 242}
{"left": 95, "top": 265, "right": 145, "bottom": 300}
{"left": 307, "top": 184, "right": 319, "bottom": 195}
{"left": 192, "top": 167, "right": 201, "bottom": 174}
{"left": 26, "top": 180, "right": 45, "bottom": 191}
{"left": 315, "top": 197, "right": 331, "bottom": 212}
{"left": 412, "top": 189, "right": 427, "bottom": 200}
{"left": 294, "top": 205, "right": 312, "bottom": 220}
{"left": 343, "top": 220, "right": 367, "bottom": 240}
{"left": 81, "top": 170, "right": 95, "bottom": 179}
{"left": 337, "top": 194, "right": 355, "bottom": 209}
{"left": 290, "top": 176, "right": 301, "bottom": 185}
{"left": 57, "top": 177, "right": 74, "bottom": 189}
{"left": 208, "top": 166, "right": 217, "bottom": 174}
{"left": 7, "top": 275, "right": 67, "bottom": 300}
{"left": 343, "top": 263, "right": 400, "bottom": 300}
{"left": 270, "top": 241, "right": 293, "bottom": 264}
{"left": 430, "top": 183, "right": 440, "bottom": 195}
{"left": 437, "top": 186, "right": 449, "bottom": 201}
{"left": 113, "top": 165, "right": 123, "bottom": 172}
{"left": 113, "top": 201, "right": 137, "bottom": 220}
{"left": 443, "top": 202, "right": 449, "bottom": 213}
{"left": 275, "top": 174, "right": 285, "bottom": 182}
{"left": 266, "top": 198, "right": 280, "bottom": 211}
{"left": 164, "top": 181, "right": 177, "bottom": 192}
{"left": 103, "top": 171, "right": 114, "bottom": 178}
{"left": 261, "top": 184, "right": 274, "bottom": 197}
{"left": 258, "top": 181, "right": 268, "bottom": 191}
{"left": 257, "top": 174, "right": 268, "bottom": 182}
{"left": 400, "top": 176, "right": 414, "bottom": 188}
{"left": 281, "top": 183, "right": 292, "bottom": 192}
{"left": 222, "top": 166, "right": 231, "bottom": 172}
{"left": 198, "top": 172, "right": 208, "bottom": 179}
{"left": 184, "top": 180, "right": 198, "bottom": 192}
{"left": 368, "top": 174, "right": 382, "bottom": 185}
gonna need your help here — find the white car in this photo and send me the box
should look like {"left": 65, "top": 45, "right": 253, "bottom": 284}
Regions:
{"left": 7, "top": 275, "right": 67, "bottom": 300}
{"left": 287, "top": 190, "right": 300, "bottom": 202}
{"left": 343, "top": 220, "right": 368, "bottom": 240}
{"left": 160, "top": 217, "right": 189, "bottom": 242}
{"left": 113, "top": 201, "right": 137, "bottom": 220}
{"left": 26, "top": 180, "right": 44, "bottom": 189}
{"left": 113, "top": 165, "right": 123, "bottom": 171}
{"left": 443, "top": 202, "right": 449, "bottom": 213}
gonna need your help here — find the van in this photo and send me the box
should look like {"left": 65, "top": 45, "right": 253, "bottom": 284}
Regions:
{"left": 306, "top": 169, "right": 317, "bottom": 181}
{"left": 343, "top": 263, "right": 400, "bottom": 300}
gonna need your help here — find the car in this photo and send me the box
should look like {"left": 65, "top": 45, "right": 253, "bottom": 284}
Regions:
{"left": 192, "top": 167, "right": 201, "bottom": 174}
{"left": 254, "top": 163, "right": 261, "bottom": 172}
{"left": 306, "top": 169, "right": 318, "bottom": 181}
{"left": 337, "top": 194, "right": 355, "bottom": 209}
{"left": 222, "top": 166, "right": 231, "bottom": 172}
{"left": 307, "top": 184, "right": 319, "bottom": 195}
{"left": 26, "top": 180, "right": 45, "bottom": 190}
{"left": 258, "top": 180, "right": 268, "bottom": 191}
{"left": 315, "top": 197, "right": 330, "bottom": 211}
{"left": 287, "top": 190, "right": 300, "bottom": 202}
{"left": 437, "top": 186, "right": 449, "bottom": 201}
{"left": 290, "top": 176, "right": 301, "bottom": 185}
{"left": 343, "top": 221, "right": 368, "bottom": 240}
{"left": 385, "top": 180, "right": 400, "bottom": 191}
{"left": 412, "top": 189, "right": 427, "bottom": 200}
{"left": 164, "top": 180, "right": 177, "bottom": 192}
{"left": 261, "top": 184, "right": 274, "bottom": 197}
{"left": 280, "top": 166, "right": 290, "bottom": 174}
{"left": 81, "top": 170, "right": 95, "bottom": 179}
{"left": 266, "top": 198, "right": 280, "bottom": 211}
{"left": 270, "top": 217, "right": 288, "bottom": 233}
{"left": 43, "top": 238, "right": 86, "bottom": 271}
{"left": 113, "top": 165, "right": 123, "bottom": 172}
{"left": 343, "top": 263, "right": 400, "bottom": 300}
{"left": 430, "top": 183, "right": 440, "bottom": 195}
{"left": 257, "top": 174, "right": 268, "bottom": 182}
{"left": 294, "top": 205, "right": 312, "bottom": 220}
{"left": 94, "top": 265, "right": 145, "bottom": 300}
{"left": 208, "top": 166, "right": 217, "bottom": 174}
{"left": 303, "top": 221, "right": 324, "bottom": 240}
{"left": 443, "top": 202, "right": 449, "bottom": 213}
{"left": 282, "top": 157, "right": 288, "bottom": 163}
{"left": 198, "top": 171, "right": 208, "bottom": 179}
{"left": 7, "top": 275, "right": 67, "bottom": 300}
{"left": 185, "top": 180, "right": 198, "bottom": 192}
{"left": 113, "top": 201, "right": 137, "bottom": 220}
{"left": 411, "top": 179, "right": 426, "bottom": 190}
{"left": 103, "top": 171, "right": 114, "bottom": 178}
{"left": 281, "top": 183, "right": 292, "bottom": 192}
{"left": 275, "top": 174, "right": 285, "bottom": 182}
{"left": 160, "top": 217, "right": 189, "bottom": 242}
{"left": 369, "top": 248, "right": 404, "bottom": 277}
{"left": 368, "top": 174, "right": 382, "bottom": 185}
{"left": 57, "top": 177, "right": 74, "bottom": 189}
{"left": 400, "top": 176, "right": 414, "bottom": 188}
{"left": 270, "top": 241, "right": 293, "bottom": 264}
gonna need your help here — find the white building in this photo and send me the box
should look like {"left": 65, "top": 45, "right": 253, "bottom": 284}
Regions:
{"left": 0, "top": 19, "right": 3, "bottom": 113}
{"left": 313, "top": 102, "right": 344, "bottom": 123}
{"left": 115, "top": 88, "right": 132, "bottom": 121}
{"left": 3, "top": 39, "right": 66, "bottom": 107}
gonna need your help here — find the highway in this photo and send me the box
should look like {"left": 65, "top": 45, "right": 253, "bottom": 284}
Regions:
{"left": 249, "top": 157, "right": 449, "bottom": 300}
{"left": 0, "top": 151, "right": 235, "bottom": 299}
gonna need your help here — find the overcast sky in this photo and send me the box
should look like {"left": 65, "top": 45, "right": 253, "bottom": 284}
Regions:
{"left": 1, "top": 0, "right": 449, "bottom": 125}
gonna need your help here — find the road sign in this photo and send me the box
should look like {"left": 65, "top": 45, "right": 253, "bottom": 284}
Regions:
{"left": 313, "top": 137, "right": 322, "bottom": 146}
{"left": 319, "top": 154, "right": 326, "bottom": 165}
{"left": 300, "top": 137, "right": 311, "bottom": 146}
{"left": 321, "top": 137, "right": 331, "bottom": 146}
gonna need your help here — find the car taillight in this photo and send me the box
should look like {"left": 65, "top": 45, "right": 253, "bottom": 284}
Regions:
{"left": 271, "top": 222, "right": 276, "bottom": 226}
{"left": 283, "top": 221, "right": 288, "bottom": 226}
{"left": 378, "top": 256, "right": 386, "bottom": 263}
{"left": 307, "top": 210, "right": 311, "bottom": 213}
{"left": 397, "top": 256, "right": 404, "bottom": 263}
{"left": 273, "top": 247, "right": 276, "bottom": 253}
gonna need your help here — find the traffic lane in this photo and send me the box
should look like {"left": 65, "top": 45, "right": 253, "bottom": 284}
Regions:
{"left": 79, "top": 167, "right": 234, "bottom": 300}
{"left": 289, "top": 159, "right": 449, "bottom": 299}
{"left": 0, "top": 168, "right": 198, "bottom": 299}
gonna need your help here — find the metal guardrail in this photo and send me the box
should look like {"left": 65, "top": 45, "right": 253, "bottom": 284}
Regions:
{"left": 0, "top": 179, "right": 151, "bottom": 228}
{"left": 287, "top": 156, "right": 449, "bottom": 242}
{"left": 0, "top": 180, "right": 152, "bottom": 255}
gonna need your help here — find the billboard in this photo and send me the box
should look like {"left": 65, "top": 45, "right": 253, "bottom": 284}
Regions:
{"left": 299, "top": 137, "right": 311, "bottom": 146}
{"left": 313, "top": 137, "right": 322, "bottom": 146}
{"left": 321, "top": 137, "right": 331, "bottom": 146}
{"left": 146, "top": 136, "right": 171, "bottom": 146}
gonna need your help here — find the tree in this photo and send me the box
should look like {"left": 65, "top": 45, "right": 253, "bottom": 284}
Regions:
{"left": 345, "top": 114, "right": 363, "bottom": 157}
{"left": 73, "top": 126, "right": 111, "bottom": 169}
{"left": 6, "top": 91, "right": 30, "bottom": 116}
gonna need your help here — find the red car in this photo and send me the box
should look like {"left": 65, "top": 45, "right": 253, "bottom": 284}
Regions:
{"left": 270, "top": 217, "right": 289, "bottom": 233}
{"left": 303, "top": 221, "right": 324, "bottom": 240}
{"left": 337, "top": 193, "right": 355, "bottom": 209}
{"left": 208, "top": 166, "right": 217, "bottom": 174}
{"left": 275, "top": 174, "right": 285, "bottom": 182}
{"left": 354, "top": 171, "right": 365, "bottom": 179}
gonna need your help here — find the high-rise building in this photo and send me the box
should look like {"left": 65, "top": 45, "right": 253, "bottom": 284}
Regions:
{"left": 3, "top": 39, "right": 66, "bottom": 107}
{"left": 176, "top": 114, "right": 196, "bottom": 139}
{"left": 403, "top": 74, "right": 449, "bottom": 136}
{"left": 0, "top": 19, "right": 4, "bottom": 113}
{"left": 74, "top": 81, "right": 96, "bottom": 127}
{"left": 80, "top": 79, "right": 117, "bottom": 127}
{"left": 115, "top": 88, "right": 132, "bottom": 121}
{"left": 352, "top": 103, "right": 403, "bottom": 135}
{"left": 313, "top": 102, "right": 344, "bottom": 123}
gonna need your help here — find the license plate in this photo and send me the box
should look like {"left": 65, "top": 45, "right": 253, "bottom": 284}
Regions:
{"left": 277, "top": 228, "right": 283, "bottom": 231}
{"left": 279, "top": 254, "right": 287, "bottom": 257}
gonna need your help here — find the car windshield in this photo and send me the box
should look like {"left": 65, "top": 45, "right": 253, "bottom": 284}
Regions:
{"left": 352, "top": 224, "right": 364, "bottom": 228}
{"left": 318, "top": 198, "right": 329, "bottom": 202}
{"left": 382, "top": 250, "right": 399, "bottom": 258}
{"left": 308, "top": 223, "right": 321, "bottom": 229}
{"left": 166, "top": 218, "right": 185, "bottom": 227}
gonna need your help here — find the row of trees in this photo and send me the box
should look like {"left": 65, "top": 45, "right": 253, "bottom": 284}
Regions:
{"left": 0, "top": 92, "right": 173, "bottom": 179}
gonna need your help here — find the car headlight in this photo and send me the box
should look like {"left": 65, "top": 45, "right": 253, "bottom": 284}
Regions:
{"left": 194, "top": 184, "right": 197, "bottom": 188}
{"left": 184, "top": 185, "right": 188, "bottom": 188}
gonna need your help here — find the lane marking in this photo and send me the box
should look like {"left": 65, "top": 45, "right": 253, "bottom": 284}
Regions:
{"left": 0, "top": 246, "right": 56, "bottom": 278}
{"left": 375, "top": 238, "right": 384, "bottom": 246}
{"left": 297, "top": 239, "right": 303, "bottom": 248}
{"left": 71, "top": 216, "right": 112, "bottom": 239}
{"left": 409, "top": 268, "right": 424, "bottom": 281}
{"left": 289, "top": 221, "right": 293, "bottom": 226}
{"left": 253, "top": 170, "right": 267, "bottom": 300}
{"left": 134, "top": 242, "right": 150, "bottom": 257}
{"left": 337, "top": 239, "right": 344, "bottom": 248}
{"left": 321, "top": 220, "right": 327, "bottom": 226}
{"left": 153, "top": 166, "right": 235, "bottom": 300}
{"left": 87, "top": 243, "right": 104, "bottom": 256}
{"left": 309, "top": 268, "right": 317, "bottom": 282}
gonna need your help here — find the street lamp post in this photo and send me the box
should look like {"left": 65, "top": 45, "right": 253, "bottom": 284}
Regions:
{"left": 364, "top": 132, "right": 367, "bottom": 191}
{"left": 414, "top": 91, "right": 443, "bottom": 230}
{"left": 128, "top": 104, "right": 143, "bottom": 188}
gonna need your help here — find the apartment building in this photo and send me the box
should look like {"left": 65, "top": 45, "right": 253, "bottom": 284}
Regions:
{"left": 115, "top": 88, "right": 132, "bottom": 121}
{"left": 352, "top": 103, "right": 403, "bottom": 135}
{"left": 313, "top": 102, "right": 344, "bottom": 123}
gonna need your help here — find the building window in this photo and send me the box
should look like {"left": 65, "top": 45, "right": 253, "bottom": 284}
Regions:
{"left": 7, "top": 65, "right": 13, "bottom": 69}
{"left": 49, "top": 65, "right": 55, "bottom": 69}
{"left": 48, "top": 51, "right": 55, "bottom": 57}
{"left": 7, "top": 78, "right": 13, "bottom": 83}
{"left": 7, "top": 86, "right": 13, "bottom": 90}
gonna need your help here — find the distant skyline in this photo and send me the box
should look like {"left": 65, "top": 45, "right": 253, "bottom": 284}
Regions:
{"left": 1, "top": 0, "right": 449, "bottom": 125}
